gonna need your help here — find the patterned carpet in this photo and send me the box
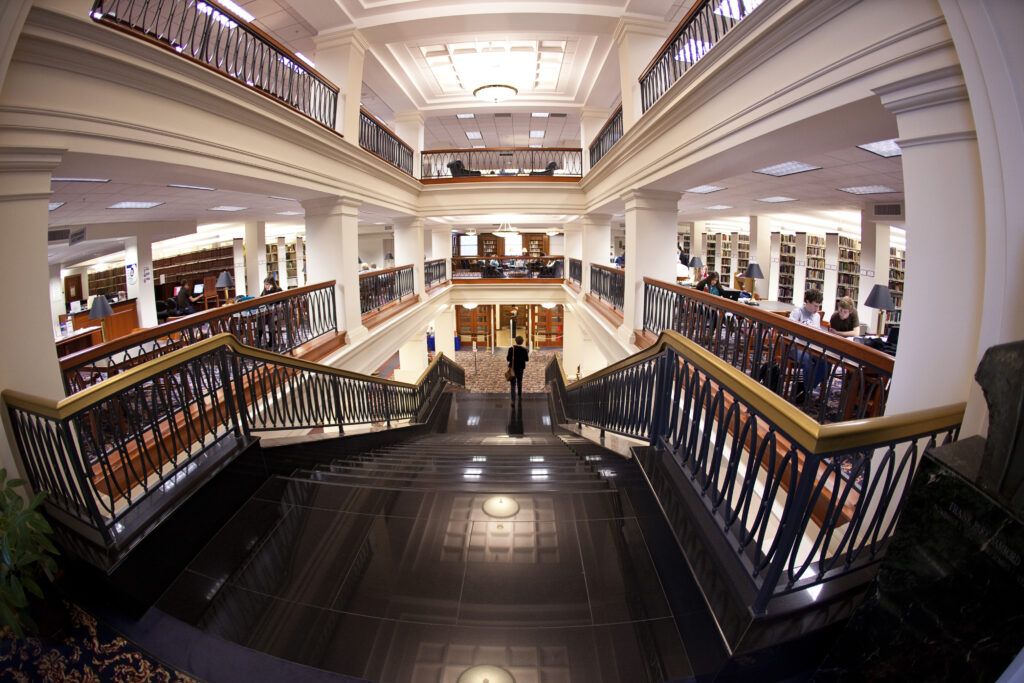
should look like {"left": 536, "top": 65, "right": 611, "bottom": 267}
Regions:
{"left": 0, "top": 601, "right": 196, "bottom": 682}
{"left": 453, "top": 347, "right": 561, "bottom": 394}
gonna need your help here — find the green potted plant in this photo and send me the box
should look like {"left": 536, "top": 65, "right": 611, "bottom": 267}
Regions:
{"left": 0, "top": 468, "right": 59, "bottom": 637}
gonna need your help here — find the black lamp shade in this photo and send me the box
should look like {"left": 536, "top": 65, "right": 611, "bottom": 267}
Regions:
{"left": 216, "top": 270, "right": 235, "bottom": 288}
{"left": 88, "top": 294, "right": 114, "bottom": 320}
{"left": 863, "top": 284, "right": 896, "bottom": 311}
{"left": 743, "top": 263, "right": 765, "bottom": 279}
{"left": 688, "top": 256, "right": 704, "bottom": 269}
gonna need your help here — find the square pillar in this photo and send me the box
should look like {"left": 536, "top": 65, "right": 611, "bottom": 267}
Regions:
{"left": 581, "top": 213, "right": 612, "bottom": 295}
{"left": 124, "top": 236, "right": 157, "bottom": 327}
{"left": 312, "top": 29, "right": 369, "bottom": 140}
{"left": 244, "top": 222, "right": 267, "bottom": 294}
{"left": 621, "top": 189, "right": 680, "bottom": 341}
{"left": 302, "top": 196, "right": 367, "bottom": 342}
{"left": 393, "top": 216, "right": 425, "bottom": 295}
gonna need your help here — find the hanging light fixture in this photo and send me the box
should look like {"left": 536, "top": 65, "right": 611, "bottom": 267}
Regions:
{"left": 492, "top": 222, "right": 519, "bottom": 238}
{"left": 473, "top": 84, "right": 518, "bottom": 103}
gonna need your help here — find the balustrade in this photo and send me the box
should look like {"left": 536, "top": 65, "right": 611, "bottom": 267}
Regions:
{"left": 360, "top": 265, "right": 415, "bottom": 315}
{"left": 421, "top": 148, "right": 582, "bottom": 180}
{"left": 590, "top": 263, "right": 625, "bottom": 311}
{"left": 588, "top": 107, "right": 623, "bottom": 168}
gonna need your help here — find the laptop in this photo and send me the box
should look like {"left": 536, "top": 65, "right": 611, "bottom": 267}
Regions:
{"left": 882, "top": 326, "right": 900, "bottom": 355}
{"left": 720, "top": 288, "right": 742, "bottom": 301}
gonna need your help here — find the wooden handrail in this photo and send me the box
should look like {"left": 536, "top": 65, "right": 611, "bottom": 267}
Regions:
{"left": 587, "top": 105, "right": 623, "bottom": 150}
{"left": 359, "top": 107, "right": 412, "bottom": 151}
{"left": 358, "top": 264, "right": 411, "bottom": 280}
{"left": 592, "top": 262, "right": 625, "bottom": 275}
{"left": 422, "top": 146, "right": 583, "bottom": 154}
{"left": 638, "top": 0, "right": 709, "bottom": 82}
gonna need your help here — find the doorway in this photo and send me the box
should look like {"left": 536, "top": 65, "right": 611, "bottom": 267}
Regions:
{"left": 63, "top": 274, "right": 82, "bottom": 306}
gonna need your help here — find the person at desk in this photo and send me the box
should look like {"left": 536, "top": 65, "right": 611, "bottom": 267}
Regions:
{"left": 261, "top": 277, "right": 282, "bottom": 296}
{"left": 695, "top": 272, "right": 722, "bottom": 296}
{"left": 829, "top": 296, "right": 860, "bottom": 338}
{"left": 259, "top": 277, "right": 283, "bottom": 349}
{"left": 789, "top": 288, "right": 830, "bottom": 404}
{"left": 175, "top": 281, "right": 202, "bottom": 314}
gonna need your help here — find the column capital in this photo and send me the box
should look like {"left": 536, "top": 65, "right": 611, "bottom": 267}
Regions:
{"left": 0, "top": 147, "right": 64, "bottom": 201}
{"left": 621, "top": 188, "right": 681, "bottom": 212}
{"left": 392, "top": 215, "right": 424, "bottom": 230}
{"left": 612, "top": 15, "right": 666, "bottom": 46}
{"left": 301, "top": 196, "right": 360, "bottom": 218}
{"left": 314, "top": 27, "right": 370, "bottom": 55}
{"left": 874, "top": 66, "right": 968, "bottom": 116}
{"left": 393, "top": 110, "right": 426, "bottom": 127}
{"left": 582, "top": 213, "right": 612, "bottom": 228}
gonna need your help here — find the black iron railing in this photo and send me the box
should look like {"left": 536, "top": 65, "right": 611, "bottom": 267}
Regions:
{"left": 60, "top": 281, "right": 337, "bottom": 394}
{"left": 424, "top": 259, "right": 448, "bottom": 289}
{"left": 589, "top": 106, "right": 623, "bottom": 168}
{"left": 639, "top": 0, "right": 764, "bottom": 113}
{"left": 643, "top": 278, "right": 894, "bottom": 422}
{"left": 360, "top": 265, "right": 415, "bottom": 315}
{"left": 590, "top": 263, "right": 625, "bottom": 311}
{"left": 5, "top": 334, "right": 464, "bottom": 572}
{"left": 452, "top": 256, "right": 564, "bottom": 280}
{"left": 421, "top": 148, "right": 582, "bottom": 179}
{"left": 90, "top": 0, "right": 338, "bottom": 128}
{"left": 359, "top": 108, "right": 413, "bottom": 175}
{"left": 546, "top": 332, "right": 963, "bottom": 623}
{"left": 569, "top": 258, "right": 582, "bottom": 285}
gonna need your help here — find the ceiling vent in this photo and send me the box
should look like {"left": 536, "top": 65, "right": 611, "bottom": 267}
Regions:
{"left": 550, "top": 113, "right": 568, "bottom": 118}
{"left": 494, "top": 113, "right": 512, "bottom": 118}
{"left": 872, "top": 202, "right": 904, "bottom": 219}
{"left": 48, "top": 228, "right": 71, "bottom": 242}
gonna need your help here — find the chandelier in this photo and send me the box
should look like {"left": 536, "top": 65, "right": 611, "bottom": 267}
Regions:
{"left": 473, "top": 84, "right": 518, "bottom": 103}
{"left": 492, "top": 222, "right": 519, "bottom": 238}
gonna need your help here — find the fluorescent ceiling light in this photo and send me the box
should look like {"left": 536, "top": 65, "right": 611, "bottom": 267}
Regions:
{"left": 472, "top": 144, "right": 485, "bottom": 149}
{"left": 169, "top": 183, "right": 215, "bottom": 191}
{"left": 674, "top": 39, "right": 713, "bottom": 63}
{"left": 706, "top": 204, "right": 733, "bottom": 210}
{"left": 52, "top": 177, "right": 109, "bottom": 183}
{"left": 714, "top": 0, "right": 764, "bottom": 21}
{"left": 108, "top": 201, "right": 163, "bottom": 209}
{"left": 294, "top": 52, "right": 315, "bottom": 68}
{"left": 215, "top": 0, "right": 253, "bottom": 21}
{"left": 268, "top": 195, "right": 296, "bottom": 201}
{"left": 456, "top": 113, "right": 475, "bottom": 119}
{"left": 838, "top": 185, "right": 898, "bottom": 195}
{"left": 465, "top": 131, "right": 482, "bottom": 140}
{"left": 686, "top": 184, "right": 726, "bottom": 194}
{"left": 209, "top": 205, "right": 248, "bottom": 212}
{"left": 529, "top": 130, "right": 545, "bottom": 138}
{"left": 276, "top": 211, "right": 303, "bottom": 216}
{"left": 754, "top": 161, "right": 821, "bottom": 176}
{"left": 858, "top": 139, "right": 902, "bottom": 157}
{"left": 532, "top": 112, "right": 549, "bottom": 118}
{"left": 529, "top": 144, "right": 542, "bottom": 148}
{"left": 756, "top": 196, "right": 797, "bottom": 203}
{"left": 48, "top": 202, "right": 65, "bottom": 211}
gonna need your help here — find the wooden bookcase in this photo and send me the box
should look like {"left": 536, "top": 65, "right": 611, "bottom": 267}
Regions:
{"left": 837, "top": 235, "right": 861, "bottom": 308}
{"left": 87, "top": 267, "right": 127, "bottom": 297}
{"left": 719, "top": 233, "right": 733, "bottom": 281}
{"left": 806, "top": 235, "right": 825, "bottom": 291}
{"left": 778, "top": 234, "right": 796, "bottom": 303}
{"left": 151, "top": 244, "right": 234, "bottom": 300}
{"left": 736, "top": 233, "right": 750, "bottom": 275}
{"left": 531, "top": 304, "right": 563, "bottom": 348}
{"left": 886, "top": 247, "right": 905, "bottom": 333}
{"left": 525, "top": 234, "right": 549, "bottom": 257}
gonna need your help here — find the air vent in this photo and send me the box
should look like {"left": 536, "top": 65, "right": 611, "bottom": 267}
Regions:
{"left": 872, "top": 202, "right": 904, "bottom": 218}
{"left": 550, "top": 113, "right": 568, "bottom": 118}
{"left": 48, "top": 228, "right": 71, "bottom": 242}
{"left": 494, "top": 113, "right": 512, "bottom": 118}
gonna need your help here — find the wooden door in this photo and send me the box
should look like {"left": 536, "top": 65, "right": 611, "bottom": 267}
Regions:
{"left": 63, "top": 274, "right": 82, "bottom": 305}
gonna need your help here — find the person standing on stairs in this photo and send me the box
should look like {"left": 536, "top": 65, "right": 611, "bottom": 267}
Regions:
{"left": 507, "top": 335, "right": 529, "bottom": 402}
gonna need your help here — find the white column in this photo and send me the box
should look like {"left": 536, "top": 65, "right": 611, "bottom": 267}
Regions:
{"left": 612, "top": 17, "right": 665, "bottom": 133}
{"left": 393, "top": 216, "right": 425, "bottom": 295}
{"left": 621, "top": 189, "right": 680, "bottom": 342}
{"left": 768, "top": 233, "right": 782, "bottom": 301}
{"left": 393, "top": 111, "right": 425, "bottom": 179}
{"left": 275, "top": 236, "right": 288, "bottom": 289}
{"left": 748, "top": 216, "right": 771, "bottom": 299}
{"left": 580, "top": 107, "right": 612, "bottom": 173}
{"left": 395, "top": 334, "right": 429, "bottom": 383}
{"left": 876, "top": 68, "right": 984, "bottom": 414}
{"left": 691, "top": 221, "right": 708, "bottom": 274}
{"left": 123, "top": 236, "right": 157, "bottom": 327}
{"left": 857, "top": 215, "right": 890, "bottom": 329}
{"left": 302, "top": 196, "right": 367, "bottom": 342}
{"left": 48, "top": 264, "right": 63, "bottom": 334}
{"left": 823, "top": 233, "right": 840, "bottom": 308}
{"left": 0, "top": 148, "right": 67, "bottom": 479}
{"left": 793, "top": 232, "right": 808, "bottom": 300}
{"left": 312, "top": 29, "right": 369, "bottom": 140}
{"left": 294, "top": 236, "right": 305, "bottom": 287}
{"left": 0, "top": 1, "right": 31, "bottom": 95}
{"left": 562, "top": 304, "right": 582, "bottom": 380}
{"left": 244, "top": 222, "right": 266, "bottom": 295}
{"left": 581, "top": 213, "right": 612, "bottom": 295}
{"left": 433, "top": 306, "right": 456, "bottom": 359}
{"left": 232, "top": 238, "right": 246, "bottom": 296}
{"left": 430, "top": 226, "right": 452, "bottom": 281}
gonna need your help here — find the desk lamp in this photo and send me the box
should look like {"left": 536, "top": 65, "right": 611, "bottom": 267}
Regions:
{"left": 742, "top": 262, "right": 764, "bottom": 294}
{"left": 88, "top": 294, "right": 114, "bottom": 342}
{"left": 688, "top": 256, "right": 704, "bottom": 278}
{"left": 863, "top": 284, "right": 896, "bottom": 336}
{"left": 216, "top": 270, "right": 235, "bottom": 305}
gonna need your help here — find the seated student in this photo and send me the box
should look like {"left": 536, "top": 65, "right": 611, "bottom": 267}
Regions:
{"left": 175, "top": 280, "right": 202, "bottom": 314}
{"left": 694, "top": 271, "right": 722, "bottom": 296}
{"left": 829, "top": 296, "right": 861, "bottom": 338}
{"left": 788, "top": 288, "right": 829, "bottom": 403}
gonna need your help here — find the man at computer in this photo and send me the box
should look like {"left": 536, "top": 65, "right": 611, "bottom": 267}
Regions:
{"left": 175, "top": 280, "right": 203, "bottom": 314}
{"left": 788, "top": 288, "right": 832, "bottom": 404}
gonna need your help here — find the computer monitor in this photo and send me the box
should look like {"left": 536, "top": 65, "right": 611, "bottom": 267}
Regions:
{"left": 69, "top": 300, "right": 82, "bottom": 313}
{"left": 173, "top": 285, "right": 182, "bottom": 296}
{"left": 192, "top": 283, "right": 204, "bottom": 295}
{"left": 720, "top": 288, "right": 742, "bottom": 301}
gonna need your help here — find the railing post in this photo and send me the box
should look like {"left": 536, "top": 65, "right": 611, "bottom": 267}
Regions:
{"left": 231, "top": 349, "right": 250, "bottom": 436}
{"left": 648, "top": 351, "right": 674, "bottom": 444}
{"left": 218, "top": 347, "right": 243, "bottom": 438}
{"left": 331, "top": 376, "right": 345, "bottom": 434}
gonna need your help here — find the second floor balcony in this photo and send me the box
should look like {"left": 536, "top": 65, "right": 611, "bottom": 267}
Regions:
{"left": 422, "top": 148, "right": 582, "bottom": 182}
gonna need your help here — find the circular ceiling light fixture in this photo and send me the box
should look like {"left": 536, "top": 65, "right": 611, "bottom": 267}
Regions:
{"left": 473, "top": 84, "right": 518, "bottom": 103}
{"left": 458, "top": 665, "right": 515, "bottom": 683}
{"left": 492, "top": 222, "right": 519, "bottom": 238}
{"left": 482, "top": 495, "right": 519, "bottom": 518}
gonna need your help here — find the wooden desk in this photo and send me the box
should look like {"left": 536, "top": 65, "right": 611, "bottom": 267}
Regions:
{"left": 56, "top": 326, "right": 103, "bottom": 358}
{"left": 61, "top": 299, "right": 139, "bottom": 341}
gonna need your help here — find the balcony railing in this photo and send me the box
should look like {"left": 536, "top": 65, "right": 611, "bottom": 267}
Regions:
{"left": 360, "top": 265, "right": 415, "bottom": 315}
{"left": 546, "top": 332, "right": 963, "bottom": 642}
{"left": 5, "top": 334, "right": 465, "bottom": 571}
{"left": 643, "top": 278, "right": 895, "bottom": 422}
{"left": 568, "top": 258, "right": 582, "bottom": 286}
{"left": 588, "top": 106, "right": 623, "bottom": 168}
{"left": 90, "top": 0, "right": 338, "bottom": 128}
{"left": 452, "top": 256, "right": 564, "bottom": 281}
{"left": 421, "top": 148, "right": 582, "bottom": 181}
{"left": 639, "top": 0, "right": 764, "bottom": 113}
{"left": 424, "top": 259, "right": 448, "bottom": 289}
{"left": 590, "top": 263, "right": 625, "bottom": 311}
{"left": 359, "top": 108, "right": 413, "bottom": 175}
{"left": 59, "top": 281, "right": 337, "bottom": 394}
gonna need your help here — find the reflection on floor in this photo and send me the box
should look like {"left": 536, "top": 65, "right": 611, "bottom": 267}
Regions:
{"left": 150, "top": 394, "right": 726, "bottom": 682}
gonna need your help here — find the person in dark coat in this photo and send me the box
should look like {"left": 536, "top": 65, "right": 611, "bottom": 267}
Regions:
{"left": 506, "top": 335, "right": 529, "bottom": 402}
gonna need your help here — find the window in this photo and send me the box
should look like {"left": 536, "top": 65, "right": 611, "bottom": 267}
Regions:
{"left": 460, "top": 234, "right": 478, "bottom": 256}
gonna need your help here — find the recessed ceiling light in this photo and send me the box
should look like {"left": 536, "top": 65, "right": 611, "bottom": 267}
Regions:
{"left": 294, "top": 52, "right": 314, "bottom": 68}
{"left": 276, "top": 210, "right": 303, "bottom": 216}
{"left": 456, "top": 113, "right": 475, "bottom": 119}
{"left": 756, "top": 196, "right": 798, "bottom": 203}
{"left": 706, "top": 204, "right": 733, "bottom": 210}
{"left": 216, "top": 0, "right": 253, "bottom": 21}
{"left": 532, "top": 112, "right": 549, "bottom": 118}
{"left": 268, "top": 195, "right": 296, "bottom": 201}
{"left": 529, "top": 144, "right": 542, "bottom": 148}
{"left": 108, "top": 201, "right": 164, "bottom": 209}
{"left": 674, "top": 39, "right": 712, "bottom": 63}
{"left": 168, "top": 183, "right": 216, "bottom": 191}
{"left": 48, "top": 202, "right": 65, "bottom": 211}
{"left": 465, "top": 131, "right": 482, "bottom": 140}
{"left": 753, "top": 161, "right": 821, "bottom": 176}
{"left": 530, "top": 130, "right": 545, "bottom": 138}
{"left": 838, "top": 185, "right": 898, "bottom": 195}
{"left": 686, "top": 184, "right": 726, "bottom": 194}
{"left": 858, "top": 139, "right": 902, "bottom": 157}
{"left": 52, "top": 177, "right": 110, "bottom": 183}
{"left": 209, "top": 205, "right": 247, "bottom": 211}
{"left": 472, "top": 145, "right": 485, "bottom": 149}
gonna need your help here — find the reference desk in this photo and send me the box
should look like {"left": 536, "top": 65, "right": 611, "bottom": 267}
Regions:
{"left": 55, "top": 326, "right": 104, "bottom": 358}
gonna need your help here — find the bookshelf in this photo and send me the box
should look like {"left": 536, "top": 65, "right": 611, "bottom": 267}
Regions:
{"left": 806, "top": 235, "right": 825, "bottom": 291}
{"left": 719, "top": 233, "right": 733, "bottom": 281}
{"left": 87, "top": 267, "right": 127, "bottom": 297}
{"left": 706, "top": 235, "right": 717, "bottom": 276}
{"left": 681, "top": 233, "right": 691, "bottom": 259}
{"left": 837, "top": 235, "right": 861, "bottom": 309}
{"left": 778, "top": 234, "right": 796, "bottom": 303}
{"left": 886, "top": 246, "right": 905, "bottom": 333}
{"left": 147, "top": 244, "right": 234, "bottom": 300}
{"left": 481, "top": 236, "right": 499, "bottom": 257}
{"left": 531, "top": 304, "right": 563, "bottom": 348}
{"left": 525, "top": 234, "right": 548, "bottom": 257}
{"left": 736, "top": 233, "right": 750, "bottom": 274}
